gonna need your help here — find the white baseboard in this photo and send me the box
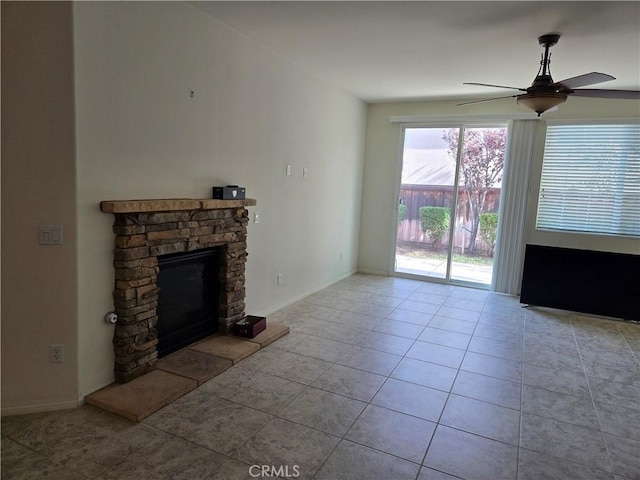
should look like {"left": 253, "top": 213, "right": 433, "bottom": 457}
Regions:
{"left": 356, "top": 267, "right": 389, "bottom": 276}
{"left": 259, "top": 268, "right": 357, "bottom": 316}
{"left": 1, "top": 399, "right": 81, "bottom": 417}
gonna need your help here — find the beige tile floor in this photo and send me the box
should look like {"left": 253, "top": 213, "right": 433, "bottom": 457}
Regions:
{"left": 2, "top": 273, "right": 639, "bottom": 480}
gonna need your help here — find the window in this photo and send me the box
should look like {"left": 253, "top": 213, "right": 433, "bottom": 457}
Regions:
{"left": 536, "top": 122, "right": 640, "bottom": 237}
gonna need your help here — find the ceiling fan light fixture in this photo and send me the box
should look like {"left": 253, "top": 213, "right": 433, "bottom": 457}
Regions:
{"left": 516, "top": 93, "right": 567, "bottom": 116}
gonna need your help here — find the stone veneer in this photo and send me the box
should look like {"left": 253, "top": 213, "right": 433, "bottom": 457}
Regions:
{"left": 100, "top": 198, "right": 256, "bottom": 383}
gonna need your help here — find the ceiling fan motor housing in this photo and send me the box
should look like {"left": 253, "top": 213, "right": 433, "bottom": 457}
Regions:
{"left": 530, "top": 75, "right": 556, "bottom": 91}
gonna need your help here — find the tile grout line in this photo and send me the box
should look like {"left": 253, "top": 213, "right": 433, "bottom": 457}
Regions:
{"left": 569, "top": 313, "right": 618, "bottom": 477}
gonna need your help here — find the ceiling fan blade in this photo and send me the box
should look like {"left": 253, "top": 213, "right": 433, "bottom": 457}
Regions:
{"left": 464, "top": 82, "right": 527, "bottom": 92}
{"left": 553, "top": 72, "right": 615, "bottom": 90}
{"left": 570, "top": 89, "right": 640, "bottom": 99}
{"left": 457, "top": 95, "right": 518, "bottom": 106}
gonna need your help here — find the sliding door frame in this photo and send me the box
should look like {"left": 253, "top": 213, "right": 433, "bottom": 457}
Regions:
{"left": 391, "top": 116, "right": 526, "bottom": 289}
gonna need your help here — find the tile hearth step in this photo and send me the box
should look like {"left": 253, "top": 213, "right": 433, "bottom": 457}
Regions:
{"left": 84, "top": 370, "right": 196, "bottom": 422}
{"left": 189, "top": 335, "right": 260, "bottom": 362}
{"left": 85, "top": 324, "right": 289, "bottom": 422}
{"left": 158, "top": 349, "right": 233, "bottom": 385}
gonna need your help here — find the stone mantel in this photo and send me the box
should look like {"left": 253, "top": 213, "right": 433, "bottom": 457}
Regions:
{"left": 100, "top": 198, "right": 257, "bottom": 214}
{"left": 100, "top": 197, "right": 256, "bottom": 383}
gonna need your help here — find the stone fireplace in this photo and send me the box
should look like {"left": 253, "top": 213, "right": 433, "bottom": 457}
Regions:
{"left": 100, "top": 198, "right": 256, "bottom": 383}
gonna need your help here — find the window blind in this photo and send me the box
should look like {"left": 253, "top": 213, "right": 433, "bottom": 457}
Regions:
{"left": 536, "top": 123, "right": 640, "bottom": 237}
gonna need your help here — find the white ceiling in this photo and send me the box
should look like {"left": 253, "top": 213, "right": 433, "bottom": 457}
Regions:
{"left": 190, "top": 1, "right": 640, "bottom": 103}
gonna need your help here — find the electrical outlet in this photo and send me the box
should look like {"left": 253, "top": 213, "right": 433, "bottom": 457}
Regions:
{"left": 50, "top": 344, "right": 64, "bottom": 363}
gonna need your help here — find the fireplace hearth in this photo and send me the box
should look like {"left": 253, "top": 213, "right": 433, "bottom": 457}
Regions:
{"left": 100, "top": 198, "right": 256, "bottom": 383}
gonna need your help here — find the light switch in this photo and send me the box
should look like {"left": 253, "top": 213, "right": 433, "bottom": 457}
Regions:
{"left": 40, "top": 225, "right": 63, "bottom": 245}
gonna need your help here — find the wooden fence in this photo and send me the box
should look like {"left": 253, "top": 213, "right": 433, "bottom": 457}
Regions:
{"left": 398, "top": 184, "right": 501, "bottom": 254}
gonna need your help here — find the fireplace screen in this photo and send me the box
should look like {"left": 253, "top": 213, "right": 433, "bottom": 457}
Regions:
{"left": 156, "top": 247, "right": 220, "bottom": 356}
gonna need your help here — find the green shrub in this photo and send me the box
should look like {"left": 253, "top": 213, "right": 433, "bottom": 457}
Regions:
{"left": 479, "top": 212, "right": 499, "bottom": 256}
{"left": 398, "top": 204, "right": 407, "bottom": 224}
{"left": 419, "top": 206, "right": 450, "bottom": 246}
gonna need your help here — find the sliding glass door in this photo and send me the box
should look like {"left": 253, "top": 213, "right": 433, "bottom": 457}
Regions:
{"left": 394, "top": 124, "right": 507, "bottom": 287}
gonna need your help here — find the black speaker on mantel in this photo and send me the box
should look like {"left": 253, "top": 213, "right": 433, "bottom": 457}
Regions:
{"left": 212, "top": 185, "right": 246, "bottom": 200}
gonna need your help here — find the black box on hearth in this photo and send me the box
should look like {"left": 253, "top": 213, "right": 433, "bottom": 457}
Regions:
{"left": 233, "top": 316, "right": 266, "bottom": 338}
{"left": 212, "top": 185, "right": 246, "bottom": 200}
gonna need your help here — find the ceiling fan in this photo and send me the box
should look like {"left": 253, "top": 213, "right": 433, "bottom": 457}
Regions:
{"left": 460, "top": 33, "right": 640, "bottom": 116}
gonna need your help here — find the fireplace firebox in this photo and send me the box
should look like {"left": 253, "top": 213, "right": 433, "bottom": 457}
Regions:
{"left": 157, "top": 247, "right": 220, "bottom": 357}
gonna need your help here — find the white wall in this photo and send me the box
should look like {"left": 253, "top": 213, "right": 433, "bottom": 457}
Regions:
{"left": 2, "top": 2, "right": 79, "bottom": 413}
{"left": 73, "top": 2, "right": 366, "bottom": 398}
{"left": 359, "top": 98, "right": 640, "bottom": 276}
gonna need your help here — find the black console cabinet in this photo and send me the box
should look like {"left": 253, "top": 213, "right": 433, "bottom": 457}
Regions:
{"left": 520, "top": 244, "right": 640, "bottom": 321}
